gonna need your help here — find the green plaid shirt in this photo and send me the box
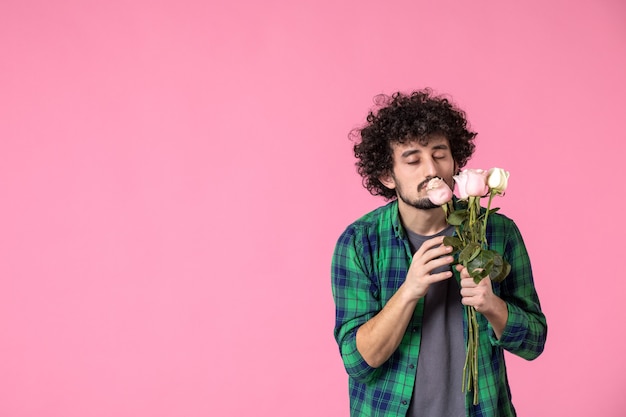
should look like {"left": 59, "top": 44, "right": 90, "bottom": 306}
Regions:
{"left": 331, "top": 200, "right": 547, "bottom": 417}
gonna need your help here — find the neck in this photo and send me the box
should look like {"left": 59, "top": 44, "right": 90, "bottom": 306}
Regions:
{"left": 397, "top": 199, "right": 448, "bottom": 236}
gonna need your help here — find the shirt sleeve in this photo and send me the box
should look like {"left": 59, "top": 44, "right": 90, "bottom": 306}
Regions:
{"left": 331, "top": 225, "right": 382, "bottom": 383}
{"left": 488, "top": 219, "right": 547, "bottom": 360}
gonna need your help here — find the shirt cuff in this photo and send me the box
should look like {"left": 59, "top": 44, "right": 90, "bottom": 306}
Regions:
{"left": 341, "top": 329, "right": 380, "bottom": 383}
{"left": 488, "top": 302, "right": 529, "bottom": 350}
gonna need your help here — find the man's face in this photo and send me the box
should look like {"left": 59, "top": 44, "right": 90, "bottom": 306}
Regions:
{"left": 382, "top": 135, "right": 456, "bottom": 210}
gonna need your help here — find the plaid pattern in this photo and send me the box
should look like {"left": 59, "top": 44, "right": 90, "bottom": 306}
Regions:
{"left": 331, "top": 200, "right": 547, "bottom": 417}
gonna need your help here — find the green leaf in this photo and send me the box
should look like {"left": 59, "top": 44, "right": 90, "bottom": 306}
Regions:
{"left": 467, "top": 250, "right": 494, "bottom": 283}
{"left": 455, "top": 200, "right": 469, "bottom": 210}
{"left": 488, "top": 207, "right": 500, "bottom": 215}
{"left": 489, "top": 255, "right": 511, "bottom": 283}
{"left": 459, "top": 242, "right": 481, "bottom": 263}
{"left": 443, "top": 236, "right": 463, "bottom": 252}
{"left": 447, "top": 210, "right": 468, "bottom": 226}
{"left": 470, "top": 261, "right": 492, "bottom": 283}
{"left": 468, "top": 249, "right": 493, "bottom": 265}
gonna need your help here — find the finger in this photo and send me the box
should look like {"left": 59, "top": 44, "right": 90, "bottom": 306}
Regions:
{"left": 456, "top": 265, "right": 471, "bottom": 280}
{"left": 460, "top": 287, "right": 477, "bottom": 298}
{"left": 419, "top": 243, "right": 454, "bottom": 265}
{"left": 479, "top": 277, "right": 493, "bottom": 288}
{"left": 415, "top": 236, "right": 448, "bottom": 257}
{"left": 428, "top": 270, "right": 453, "bottom": 284}
{"left": 460, "top": 278, "right": 473, "bottom": 288}
{"left": 426, "top": 254, "right": 454, "bottom": 270}
{"left": 455, "top": 264, "right": 470, "bottom": 275}
{"left": 460, "top": 297, "right": 479, "bottom": 308}
{"left": 461, "top": 283, "right": 487, "bottom": 295}
{"left": 478, "top": 278, "right": 494, "bottom": 296}
{"left": 460, "top": 273, "right": 481, "bottom": 286}
{"left": 423, "top": 235, "right": 447, "bottom": 250}
{"left": 412, "top": 255, "right": 452, "bottom": 276}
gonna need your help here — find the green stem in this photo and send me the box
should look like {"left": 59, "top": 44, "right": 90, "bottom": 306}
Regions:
{"left": 446, "top": 200, "right": 464, "bottom": 245}
{"left": 481, "top": 191, "right": 495, "bottom": 248}
{"left": 460, "top": 196, "right": 488, "bottom": 405}
{"left": 462, "top": 305, "right": 471, "bottom": 393}
{"left": 473, "top": 196, "right": 482, "bottom": 244}
{"left": 468, "top": 196, "right": 475, "bottom": 226}
{"left": 472, "top": 306, "right": 479, "bottom": 405}
{"left": 462, "top": 305, "right": 481, "bottom": 404}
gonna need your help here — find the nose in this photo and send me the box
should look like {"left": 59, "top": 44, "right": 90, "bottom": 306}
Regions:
{"left": 423, "top": 156, "right": 437, "bottom": 177}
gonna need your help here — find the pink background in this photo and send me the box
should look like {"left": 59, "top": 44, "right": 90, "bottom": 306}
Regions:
{"left": 1, "top": 1, "right": 625, "bottom": 416}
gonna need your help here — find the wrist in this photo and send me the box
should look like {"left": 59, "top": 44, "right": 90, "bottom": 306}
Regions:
{"left": 482, "top": 296, "right": 508, "bottom": 338}
{"left": 397, "top": 282, "right": 424, "bottom": 304}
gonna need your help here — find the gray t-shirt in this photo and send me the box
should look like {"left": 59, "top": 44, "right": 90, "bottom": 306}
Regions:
{"left": 406, "top": 225, "right": 465, "bottom": 417}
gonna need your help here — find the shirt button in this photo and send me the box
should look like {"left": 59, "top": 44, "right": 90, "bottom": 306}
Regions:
{"left": 401, "top": 400, "right": 408, "bottom": 405}
{"left": 412, "top": 327, "right": 417, "bottom": 333}
{"left": 409, "top": 364, "right": 415, "bottom": 369}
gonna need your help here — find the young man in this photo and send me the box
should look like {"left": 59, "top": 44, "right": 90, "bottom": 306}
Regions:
{"left": 331, "top": 90, "right": 547, "bottom": 417}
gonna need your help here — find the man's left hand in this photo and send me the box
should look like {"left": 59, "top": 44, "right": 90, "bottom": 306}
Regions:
{"left": 456, "top": 264, "right": 508, "bottom": 339}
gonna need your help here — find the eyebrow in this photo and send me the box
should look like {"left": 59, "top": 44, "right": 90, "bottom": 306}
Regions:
{"left": 400, "top": 144, "right": 449, "bottom": 158}
{"left": 401, "top": 149, "right": 420, "bottom": 158}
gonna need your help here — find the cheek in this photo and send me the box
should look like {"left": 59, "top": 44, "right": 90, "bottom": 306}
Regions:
{"left": 439, "top": 165, "right": 456, "bottom": 186}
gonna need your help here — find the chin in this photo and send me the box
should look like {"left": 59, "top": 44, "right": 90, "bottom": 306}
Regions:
{"left": 410, "top": 198, "right": 439, "bottom": 211}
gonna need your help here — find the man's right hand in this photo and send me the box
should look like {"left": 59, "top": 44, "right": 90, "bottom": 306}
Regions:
{"left": 356, "top": 235, "right": 455, "bottom": 367}
{"left": 402, "top": 235, "right": 454, "bottom": 300}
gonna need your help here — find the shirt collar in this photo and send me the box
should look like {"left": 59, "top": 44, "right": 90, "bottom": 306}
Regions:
{"left": 389, "top": 197, "right": 463, "bottom": 239}
{"left": 389, "top": 200, "right": 406, "bottom": 239}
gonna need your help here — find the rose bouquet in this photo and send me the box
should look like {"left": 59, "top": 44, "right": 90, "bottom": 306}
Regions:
{"left": 426, "top": 168, "right": 510, "bottom": 405}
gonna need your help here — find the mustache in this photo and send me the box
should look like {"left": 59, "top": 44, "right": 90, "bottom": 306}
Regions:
{"left": 418, "top": 176, "right": 442, "bottom": 191}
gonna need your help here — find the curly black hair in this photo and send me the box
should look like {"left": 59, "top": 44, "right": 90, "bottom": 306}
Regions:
{"left": 352, "top": 89, "right": 477, "bottom": 200}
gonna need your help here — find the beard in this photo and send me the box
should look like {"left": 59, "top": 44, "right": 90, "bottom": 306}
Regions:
{"left": 398, "top": 193, "right": 440, "bottom": 210}
{"left": 395, "top": 175, "right": 451, "bottom": 210}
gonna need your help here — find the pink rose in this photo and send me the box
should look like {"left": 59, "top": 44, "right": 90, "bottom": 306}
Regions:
{"left": 453, "top": 171, "right": 469, "bottom": 199}
{"left": 465, "top": 169, "right": 489, "bottom": 196}
{"left": 426, "top": 178, "right": 453, "bottom": 205}
{"left": 454, "top": 169, "right": 489, "bottom": 198}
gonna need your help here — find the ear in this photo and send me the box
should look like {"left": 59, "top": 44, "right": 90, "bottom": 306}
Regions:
{"left": 379, "top": 172, "right": 396, "bottom": 190}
